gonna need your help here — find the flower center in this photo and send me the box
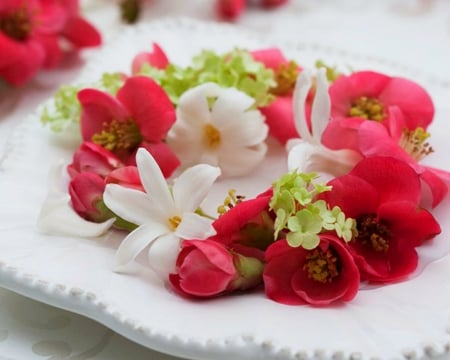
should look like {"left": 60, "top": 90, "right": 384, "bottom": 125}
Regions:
{"left": 348, "top": 96, "right": 386, "bottom": 121}
{"left": 203, "top": 124, "right": 221, "bottom": 149}
{"left": 91, "top": 119, "right": 142, "bottom": 152}
{"left": 303, "top": 248, "right": 340, "bottom": 283}
{"left": 270, "top": 61, "right": 299, "bottom": 96}
{"left": 357, "top": 214, "right": 390, "bottom": 252}
{"left": 398, "top": 127, "right": 434, "bottom": 161}
{"left": 0, "top": 6, "right": 34, "bottom": 41}
{"left": 168, "top": 215, "right": 182, "bottom": 230}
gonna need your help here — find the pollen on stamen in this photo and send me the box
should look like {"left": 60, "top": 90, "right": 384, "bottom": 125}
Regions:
{"left": 168, "top": 215, "right": 182, "bottom": 230}
{"left": 398, "top": 127, "right": 434, "bottom": 161}
{"left": 0, "top": 6, "right": 33, "bottom": 41}
{"left": 348, "top": 96, "right": 386, "bottom": 122}
{"left": 303, "top": 248, "right": 340, "bottom": 283}
{"left": 203, "top": 124, "right": 221, "bottom": 149}
{"left": 92, "top": 119, "right": 142, "bottom": 152}
{"left": 270, "top": 61, "right": 299, "bottom": 96}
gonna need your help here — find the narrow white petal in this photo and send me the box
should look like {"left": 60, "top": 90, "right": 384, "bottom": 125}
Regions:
{"left": 147, "top": 233, "right": 181, "bottom": 279}
{"left": 115, "top": 222, "right": 168, "bottom": 271}
{"left": 172, "top": 164, "right": 221, "bottom": 212}
{"left": 136, "top": 148, "right": 174, "bottom": 212}
{"left": 175, "top": 212, "right": 216, "bottom": 240}
{"left": 219, "top": 143, "right": 267, "bottom": 177}
{"left": 287, "top": 141, "right": 320, "bottom": 172}
{"left": 220, "top": 111, "right": 268, "bottom": 147}
{"left": 293, "top": 70, "right": 313, "bottom": 142}
{"left": 212, "top": 88, "right": 255, "bottom": 127}
{"left": 104, "top": 184, "right": 165, "bottom": 225}
{"left": 310, "top": 68, "right": 331, "bottom": 144}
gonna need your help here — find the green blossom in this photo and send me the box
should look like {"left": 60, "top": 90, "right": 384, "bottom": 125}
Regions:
{"left": 270, "top": 170, "right": 356, "bottom": 250}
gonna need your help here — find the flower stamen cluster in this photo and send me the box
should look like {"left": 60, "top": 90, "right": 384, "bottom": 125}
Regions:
{"left": 92, "top": 119, "right": 142, "bottom": 152}
{"left": 217, "top": 189, "right": 245, "bottom": 215}
{"left": 349, "top": 96, "right": 386, "bottom": 121}
{"left": 357, "top": 215, "right": 390, "bottom": 253}
{"left": 0, "top": 6, "right": 33, "bottom": 41}
{"left": 271, "top": 61, "right": 299, "bottom": 96}
{"left": 303, "top": 248, "right": 340, "bottom": 283}
{"left": 398, "top": 127, "right": 434, "bottom": 161}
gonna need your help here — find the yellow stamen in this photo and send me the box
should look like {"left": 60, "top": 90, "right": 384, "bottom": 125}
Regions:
{"left": 357, "top": 215, "right": 390, "bottom": 253}
{"left": 92, "top": 119, "right": 142, "bottom": 152}
{"left": 270, "top": 61, "right": 299, "bottom": 96}
{"left": 168, "top": 215, "right": 182, "bottom": 230}
{"left": 303, "top": 248, "right": 340, "bottom": 283}
{"left": 0, "top": 6, "right": 34, "bottom": 41}
{"left": 398, "top": 127, "right": 434, "bottom": 161}
{"left": 203, "top": 124, "right": 221, "bottom": 149}
{"left": 217, "top": 189, "right": 245, "bottom": 215}
{"left": 349, "top": 96, "right": 386, "bottom": 122}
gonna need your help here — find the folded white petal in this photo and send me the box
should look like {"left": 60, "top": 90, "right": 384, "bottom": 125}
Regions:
{"left": 135, "top": 148, "right": 174, "bottom": 212}
{"left": 177, "top": 83, "right": 219, "bottom": 126}
{"left": 175, "top": 212, "right": 216, "bottom": 240}
{"left": 104, "top": 184, "right": 166, "bottom": 225}
{"left": 220, "top": 110, "right": 268, "bottom": 147}
{"left": 115, "top": 222, "right": 168, "bottom": 271}
{"left": 293, "top": 70, "right": 313, "bottom": 142}
{"left": 172, "top": 164, "right": 221, "bottom": 212}
{"left": 311, "top": 68, "right": 331, "bottom": 144}
{"left": 212, "top": 87, "right": 255, "bottom": 127}
{"left": 147, "top": 233, "right": 181, "bottom": 279}
{"left": 219, "top": 143, "right": 267, "bottom": 177}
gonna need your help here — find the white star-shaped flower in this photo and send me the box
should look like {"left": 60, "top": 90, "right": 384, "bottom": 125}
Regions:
{"left": 104, "top": 148, "right": 220, "bottom": 278}
{"left": 167, "top": 83, "right": 268, "bottom": 177}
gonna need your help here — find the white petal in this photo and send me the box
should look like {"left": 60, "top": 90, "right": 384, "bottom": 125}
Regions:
{"left": 219, "top": 143, "right": 267, "bottom": 177}
{"left": 115, "top": 222, "right": 168, "bottom": 271}
{"left": 104, "top": 184, "right": 166, "bottom": 225}
{"left": 37, "top": 163, "right": 114, "bottom": 237}
{"left": 175, "top": 212, "right": 216, "bottom": 240}
{"left": 147, "top": 233, "right": 181, "bottom": 279}
{"left": 310, "top": 68, "right": 331, "bottom": 144}
{"left": 136, "top": 148, "right": 174, "bottom": 212}
{"left": 293, "top": 70, "right": 313, "bottom": 142}
{"left": 212, "top": 87, "right": 255, "bottom": 126}
{"left": 220, "top": 110, "right": 268, "bottom": 147}
{"left": 172, "top": 164, "right": 221, "bottom": 212}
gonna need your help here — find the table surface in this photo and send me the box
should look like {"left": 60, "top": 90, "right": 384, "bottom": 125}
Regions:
{"left": 0, "top": 0, "right": 449, "bottom": 359}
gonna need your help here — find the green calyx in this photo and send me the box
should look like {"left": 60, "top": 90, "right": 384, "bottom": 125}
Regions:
{"left": 138, "top": 48, "right": 276, "bottom": 107}
{"left": 270, "top": 170, "right": 356, "bottom": 250}
{"left": 41, "top": 72, "right": 124, "bottom": 133}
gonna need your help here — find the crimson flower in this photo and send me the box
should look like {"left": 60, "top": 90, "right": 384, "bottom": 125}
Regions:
{"left": 263, "top": 235, "right": 359, "bottom": 306}
{"left": 0, "top": 0, "right": 100, "bottom": 85}
{"left": 320, "top": 157, "right": 441, "bottom": 283}
{"left": 78, "top": 76, "right": 180, "bottom": 178}
{"left": 105, "top": 166, "right": 143, "bottom": 192}
{"left": 131, "top": 42, "right": 169, "bottom": 74}
{"left": 322, "top": 71, "right": 434, "bottom": 152}
{"left": 251, "top": 48, "right": 301, "bottom": 145}
{"left": 217, "top": 0, "right": 288, "bottom": 20}
{"left": 169, "top": 239, "right": 264, "bottom": 298}
{"left": 67, "top": 141, "right": 124, "bottom": 179}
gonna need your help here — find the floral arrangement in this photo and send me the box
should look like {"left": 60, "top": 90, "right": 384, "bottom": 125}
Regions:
{"left": 37, "top": 42, "right": 450, "bottom": 306}
{"left": 0, "top": 0, "right": 101, "bottom": 86}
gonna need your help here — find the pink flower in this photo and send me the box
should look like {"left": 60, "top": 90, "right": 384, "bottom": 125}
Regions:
{"left": 105, "top": 166, "right": 143, "bottom": 192}
{"left": 169, "top": 239, "right": 264, "bottom": 298}
{"left": 78, "top": 76, "right": 180, "bottom": 178}
{"left": 67, "top": 142, "right": 124, "bottom": 179}
{"left": 131, "top": 42, "right": 169, "bottom": 74}
{"left": 216, "top": 0, "right": 246, "bottom": 20}
{"left": 251, "top": 48, "right": 301, "bottom": 145}
{"left": 263, "top": 235, "right": 360, "bottom": 306}
{"left": 0, "top": 0, "right": 100, "bottom": 85}
{"left": 319, "top": 157, "right": 441, "bottom": 282}
{"left": 322, "top": 71, "right": 434, "bottom": 152}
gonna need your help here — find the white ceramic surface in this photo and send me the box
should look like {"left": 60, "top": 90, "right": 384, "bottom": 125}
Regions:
{"left": 1, "top": 18, "right": 450, "bottom": 360}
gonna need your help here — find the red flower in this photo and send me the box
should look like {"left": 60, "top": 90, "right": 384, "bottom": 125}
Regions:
{"left": 320, "top": 157, "right": 441, "bottom": 282}
{"left": 169, "top": 239, "right": 264, "bottom": 298}
{"left": 263, "top": 235, "right": 360, "bottom": 306}
{"left": 322, "top": 71, "right": 434, "bottom": 152}
{"left": 105, "top": 166, "right": 144, "bottom": 192}
{"left": 0, "top": 0, "right": 100, "bottom": 85}
{"left": 67, "top": 142, "right": 124, "bottom": 179}
{"left": 78, "top": 76, "right": 180, "bottom": 178}
{"left": 131, "top": 42, "right": 169, "bottom": 74}
{"left": 251, "top": 48, "right": 301, "bottom": 145}
{"left": 216, "top": 0, "right": 246, "bottom": 20}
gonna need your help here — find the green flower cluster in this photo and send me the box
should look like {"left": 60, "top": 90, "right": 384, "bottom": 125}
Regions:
{"left": 138, "top": 49, "right": 276, "bottom": 107}
{"left": 270, "top": 170, "right": 356, "bottom": 250}
{"left": 41, "top": 72, "right": 124, "bottom": 132}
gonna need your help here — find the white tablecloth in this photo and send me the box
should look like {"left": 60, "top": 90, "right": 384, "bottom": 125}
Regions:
{"left": 0, "top": 0, "right": 449, "bottom": 358}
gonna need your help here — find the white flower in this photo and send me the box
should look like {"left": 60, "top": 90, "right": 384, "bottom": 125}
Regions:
{"left": 287, "top": 68, "right": 360, "bottom": 177}
{"left": 103, "top": 148, "right": 220, "bottom": 278}
{"left": 37, "top": 163, "right": 115, "bottom": 237}
{"left": 167, "top": 83, "right": 268, "bottom": 177}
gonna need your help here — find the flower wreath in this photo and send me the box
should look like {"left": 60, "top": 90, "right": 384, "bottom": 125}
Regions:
{"left": 38, "top": 43, "right": 450, "bottom": 306}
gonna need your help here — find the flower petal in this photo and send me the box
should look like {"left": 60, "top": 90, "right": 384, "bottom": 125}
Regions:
{"left": 115, "top": 223, "right": 168, "bottom": 271}
{"left": 172, "top": 164, "right": 221, "bottom": 212}
{"left": 260, "top": 96, "right": 297, "bottom": 145}
{"left": 176, "top": 212, "right": 216, "bottom": 240}
{"left": 293, "top": 70, "right": 313, "bottom": 142}
{"left": 212, "top": 87, "right": 255, "bottom": 125}
{"left": 220, "top": 110, "right": 268, "bottom": 147}
{"left": 135, "top": 148, "right": 174, "bottom": 212}
{"left": 132, "top": 141, "right": 180, "bottom": 179}
{"left": 310, "top": 68, "right": 331, "bottom": 144}
{"left": 177, "top": 83, "right": 219, "bottom": 126}
{"left": 104, "top": 184, "right": 166, "bottom": 225}
{"left": 219, "top": 143, "right": 267, "bottom": 177}
{"left": 62, "top": 16, "right": 102, "bottom": 47}
{"left": 132, "top": 43, "right": 169, "bottom": 74}
{"left": 147, "top": 233, "right": 181, "bottom": 278}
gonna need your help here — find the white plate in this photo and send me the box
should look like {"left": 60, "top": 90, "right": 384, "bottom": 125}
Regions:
{"left": 1, "top": 18, "right": 450, "bottom": 360}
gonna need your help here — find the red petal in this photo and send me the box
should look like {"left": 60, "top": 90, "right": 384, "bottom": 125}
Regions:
{"left": 34, "top": 34, "right": 62, "bottom": 68}
{"left": 321, "top": 117, "right": 364, "bottom": 151}
{"left": 260, "top": 96, "right": 297, "bottom": 145}
{"left": 117, "top": 76, "right": 175, "bottom": 142}
{"left": 131, "top": 43, "right": 169, "bottom": 74}
{"left": 217, "top": 0, "right": 246, "bottom": 19}
{"left": 62, "top": 16, "right": 102, "bottom": 47}
{"left": 420, "top": 168, "right": 449, "bottom": 208}
{"left": 251, "top": 48, "right": 288, "bottom": 70}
